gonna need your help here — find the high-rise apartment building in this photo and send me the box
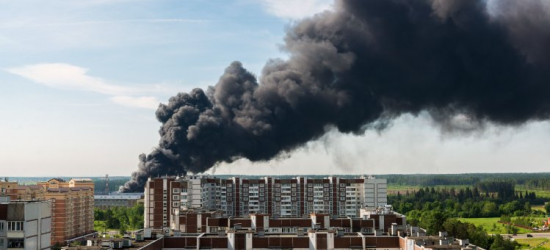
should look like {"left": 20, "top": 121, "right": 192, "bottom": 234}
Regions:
{"left": 37, "top": 179, "right": 94, "bottom": 244}
{"left": 144, "top": 175, "right": 387, "bottom": 229}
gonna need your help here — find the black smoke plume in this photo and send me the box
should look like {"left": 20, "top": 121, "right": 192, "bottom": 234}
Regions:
{"left": 120, "top": 0, "right": 550, "bottom": 192}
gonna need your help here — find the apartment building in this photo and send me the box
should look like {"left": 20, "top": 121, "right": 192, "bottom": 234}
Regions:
{"left": 37, "top": 179, "right": 94, "bottom": 244}
{"left": 144, "top": 175, "right": 387, "bottom": 229}
{"left": 1, "top": 178, "right": 94, "bottom": 245}
{"left": 0, "top": 197, "right": 52, "bottom": 250}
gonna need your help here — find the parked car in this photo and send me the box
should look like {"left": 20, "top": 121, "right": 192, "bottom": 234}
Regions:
{"left": 527, "top": 234, "right": 533, "bottom": 237}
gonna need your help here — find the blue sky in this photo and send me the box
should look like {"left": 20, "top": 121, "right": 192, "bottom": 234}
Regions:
{"left": 1, "top": 0, "right": 549, "bottom": 177}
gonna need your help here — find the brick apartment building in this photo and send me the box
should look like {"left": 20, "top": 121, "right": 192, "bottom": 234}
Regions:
{"left": 0, "top": 178, "right": 94, "bottom": 244}
{"left": 144, "top": 175, "right": 387, "bottom": 229}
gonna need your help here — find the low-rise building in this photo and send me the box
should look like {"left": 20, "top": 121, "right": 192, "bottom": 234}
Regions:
{"left": 94, "top": 193, "right": 143, "bottom": 209}
{"left": 135, "top": 206, "right": 483, "bottom": 250}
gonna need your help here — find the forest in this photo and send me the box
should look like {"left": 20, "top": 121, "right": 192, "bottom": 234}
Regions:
{"left": 389, "top": 179, "right": 550, "bottom": 250}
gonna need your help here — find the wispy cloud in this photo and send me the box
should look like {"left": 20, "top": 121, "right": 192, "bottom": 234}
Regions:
{"left": 258, "top": 0, "right": 334, "bottom": 19}
{"left": 111, "top": 96, "right": 159, "bottom": 110}
{"left": 0, "top": 18, "right": 209, "bottom": 29}
{"left": 5, "top": 63, "right": 162, "bottom": 109}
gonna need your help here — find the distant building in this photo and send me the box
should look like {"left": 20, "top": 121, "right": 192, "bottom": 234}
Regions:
{"left": 143, "top": 175, "right": 388, "bottom": 229}
{"left": 94, "top": 193, "right": 143, "bottom": 209}
{"left": 1, "top": 178, "right": 94, "bottom": 245}
{"left": 0, "top": 197, "right": 52, "bottom": 250}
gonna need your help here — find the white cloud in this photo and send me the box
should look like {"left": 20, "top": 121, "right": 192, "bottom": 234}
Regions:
{"left": 5, "top": 63, "right": 161, "bottom": 109}
{"left": 111, "top": 96, "right": 159, "bottom": 110}
{"left": 259, "top": 0, "right": 334, "bottom": 19}
{"left": 5, "top": 63, "right": 132, "bottom": 95}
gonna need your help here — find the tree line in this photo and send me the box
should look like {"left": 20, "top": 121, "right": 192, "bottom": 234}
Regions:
{"left": 94, "top": 204, "right": 144, "bottom": 234}
{"left": 391, "top": 183, "right": 545, "bottom": 219}
{"left": 377, "top": 173, "right": 550, "bottom": 189}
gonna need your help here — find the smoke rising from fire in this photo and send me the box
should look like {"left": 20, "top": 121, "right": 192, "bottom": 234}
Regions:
{"left": 120, "top": 0, "right": 550, "bottom": 192}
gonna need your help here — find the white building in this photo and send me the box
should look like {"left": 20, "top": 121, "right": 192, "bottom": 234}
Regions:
{"left": 0, "top": 197, "right": 51, "bottom": 250}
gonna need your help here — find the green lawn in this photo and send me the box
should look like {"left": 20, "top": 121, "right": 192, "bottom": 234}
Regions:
{"left": 515, "top": 238, "right": 550, "bottom": 250}
{"left": 516, "top": 186, "right": 550, "bottom": 199}
{"left": 458, "top": 217, "right": 535, "bottom": 234}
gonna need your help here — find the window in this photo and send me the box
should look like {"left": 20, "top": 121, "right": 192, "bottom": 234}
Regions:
{"left": 8, "top": 221, "right": 24, "bottom": 231}
{"left": 8, "top": 239, "right": 24, "bottom": 248}
{"left": 172, "top": 188, "right": 180, "bottom": 193}
{"left": 0, "top": 222, "right": 3, "bottom": 231}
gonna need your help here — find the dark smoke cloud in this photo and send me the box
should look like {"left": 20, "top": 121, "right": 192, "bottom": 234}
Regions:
{"left": 120, "top": 0, "right": 550, "bottom": 192}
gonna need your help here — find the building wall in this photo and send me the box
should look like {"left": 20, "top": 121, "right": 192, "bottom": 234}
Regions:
{"left": 23, "top": 201, "right": 52, "bottom": 250}
{"left": 144, "top": 177, "right": 175, "bottom": 229}
{"left": 0, "top": 203, "right": 7, "bottom": 250}
{"left": 0, "top": 201, "right": 51, "bottom": 250}
{"left": 94, "top": 195, "right": 141, "bottom": 209}
{"left": 364, "top": 178, "right": 388, "bottom": 208}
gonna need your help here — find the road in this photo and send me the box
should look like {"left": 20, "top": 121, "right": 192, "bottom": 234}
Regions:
{"left": 501, "top": 233, "right": 550, "bottom": 239}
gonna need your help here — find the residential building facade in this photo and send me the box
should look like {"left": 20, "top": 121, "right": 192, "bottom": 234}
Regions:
{"left": 0, "top": 197, "right": 52, "bottom": 250}
{"left": 37, "top": 179, "right": 94, "bottom": 244}
{"left": 144, "top": 175, "right": 387, "bottom": 229}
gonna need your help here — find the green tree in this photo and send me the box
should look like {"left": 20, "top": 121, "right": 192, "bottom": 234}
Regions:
{"left": 490, "top": 234, "right": 519, "bottom": 250}
{"left": 545, "top": 202, "right": 550, "bottom": 215}
{"left": 119, "top": 223, "right": 127, "bottom": 235}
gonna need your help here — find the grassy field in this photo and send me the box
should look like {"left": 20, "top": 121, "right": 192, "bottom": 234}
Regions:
{"left": 515, "top": 238, "right": 550, "bottom": 250}
{"left": 532, "top": 205, "right": 547, "bottom": 213}
{"left": 458, "top": 217, "right": 535, "bottom": 234}
{"left": 516, "top": 186, "right": 550, "bottom": 199}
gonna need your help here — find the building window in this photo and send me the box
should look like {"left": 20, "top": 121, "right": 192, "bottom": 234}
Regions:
{"left": 0, "top": 222, "right": 3, "bottom": 231}
{"left": 172, "top": 188, "right": 180, "bottom": 193}
{"left": 8, "top": 221, "right": 24, "bottom": 231}
{"left": 8, "top": 239, "right": 24, "bottom": 248}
